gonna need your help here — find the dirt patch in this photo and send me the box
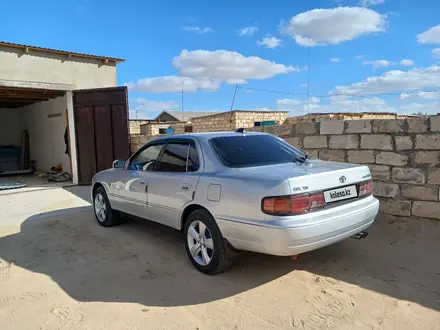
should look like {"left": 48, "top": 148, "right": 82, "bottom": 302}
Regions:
{"left": 0, "top": 209, "right": 439, "bottom": 329}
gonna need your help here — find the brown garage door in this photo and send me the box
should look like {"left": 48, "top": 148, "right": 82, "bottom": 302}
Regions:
{"left": 73, "top": 87, "right": 129, "bottom": 184}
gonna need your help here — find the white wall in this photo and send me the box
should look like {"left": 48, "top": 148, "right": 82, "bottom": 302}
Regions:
{"left": 0, "top": 45, "right": 117, "bottom": 90}
{"left": 0, "top": 108, "right": 21, "bottom": 146}
{"left": 20, "top": 96, "right": 71, "bottom": 173}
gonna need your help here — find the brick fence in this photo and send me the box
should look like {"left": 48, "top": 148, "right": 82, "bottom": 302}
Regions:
{"left": 249, "top": 117, "right": 440, "bottom": 220}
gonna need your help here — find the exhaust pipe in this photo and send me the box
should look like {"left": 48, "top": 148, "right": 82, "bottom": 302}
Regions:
{"left": 351, "top": 231, "right": 369, "bottom": 239}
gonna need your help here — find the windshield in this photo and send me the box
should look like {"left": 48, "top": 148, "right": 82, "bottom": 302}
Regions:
{"left": 209, "top": 134, "right": 306, "bottom": 168}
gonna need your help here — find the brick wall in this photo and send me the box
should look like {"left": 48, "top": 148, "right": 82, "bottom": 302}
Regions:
{"left": 139, "top": 122, "right": 185, "bottom": 136}
{"left": 285, "top": 113, "right": 413, "bottom": 124}
{"left": 192, "top": 111, "right": 289, "bottom": 132}
{"left": 192, "top": 112, "right": 235, "bottom": 132}
{"left": 129, "top": 120, "right": 151, "bottom": 135}
{"left": 235, "top": 112, "right": 289, "bottom": 129}
{"left": 250, "top": 117, "right": 440, "bottom": 220}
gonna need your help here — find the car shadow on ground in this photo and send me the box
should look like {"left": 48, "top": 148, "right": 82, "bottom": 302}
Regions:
{"left": 0, "top": 205, "right": 439, "bottom": 311}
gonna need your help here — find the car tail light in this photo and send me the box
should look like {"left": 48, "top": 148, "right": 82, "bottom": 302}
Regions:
{"left": 262, "top": 192, "right": 325, "bottom": 216}
{"left": 359, "top": 180, "right": 372, "bottom": 197}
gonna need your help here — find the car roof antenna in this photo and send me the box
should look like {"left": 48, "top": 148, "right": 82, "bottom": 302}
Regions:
{"left": 235, "top": 128, "right": 246, "bottom": 133}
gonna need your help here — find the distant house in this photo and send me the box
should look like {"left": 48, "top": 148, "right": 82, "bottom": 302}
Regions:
{"left": 154, "top": 110, "right": 221, "bottom": 122}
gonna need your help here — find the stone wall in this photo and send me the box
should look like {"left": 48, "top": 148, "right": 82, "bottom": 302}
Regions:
{"left": 192, "top": 112, "right": 235, "bottom": 132}
{"left": 192, "top": 111, "right": 289, "bottom": 132}
{"left": 130, "top": 135, "right": 154, "bottom": 154}
{"left": 249, "top": 116, "right": 440, "bottom": 220}
{"left": 129, "top": 120, "right": 151, "bottom": 135}
{"left": 139, "top": 122, "right": 185, "bottom": 136}
{"left": 235, "top": 111, "right": 289, "bottom": 129}
{"left": 285, "top": 113, "right": 413, "bottom": 124}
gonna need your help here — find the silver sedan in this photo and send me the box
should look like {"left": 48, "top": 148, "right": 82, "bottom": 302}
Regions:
{"left": 91, "top": 131, "right": 379, "bottom": 274}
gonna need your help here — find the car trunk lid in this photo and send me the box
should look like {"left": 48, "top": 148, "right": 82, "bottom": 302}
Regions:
{"left": 236, "top": 159, "right": 371, "bottom": 198}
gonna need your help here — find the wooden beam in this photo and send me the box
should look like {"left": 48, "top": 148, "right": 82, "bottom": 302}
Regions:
{"left": 0, "top": 100, "right": 35, "bottom": 104}
{"left": 0, "top": 95, "right": 57, "bottom": 101}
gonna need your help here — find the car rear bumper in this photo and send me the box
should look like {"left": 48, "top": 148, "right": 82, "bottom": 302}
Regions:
{"left": 215, "top": 196, "right": 379, "bottom": 256}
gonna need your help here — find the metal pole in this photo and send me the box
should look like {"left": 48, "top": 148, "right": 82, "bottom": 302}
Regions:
{"left": 306, "top": 37, "right": 311, "bottom": 114}
{"left": 230, "top": 85, "right": 238, "bottom": 112}
{"left": 181, "top": 81, "right": 184, "bottom": 121}
{"left": 229, "top": 85, "right": 238, "bottom": 128}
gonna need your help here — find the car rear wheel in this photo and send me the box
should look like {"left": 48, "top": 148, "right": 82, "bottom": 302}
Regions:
{"left": 93, "top": 186, "right": 120, "bottom": 227}
{"left": 184, "top": 209, "right": 233, "bottom": 274}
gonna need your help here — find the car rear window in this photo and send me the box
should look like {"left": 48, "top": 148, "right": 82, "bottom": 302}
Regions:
{"left": 209, "top": 135, "right": 305, "bottom": 168}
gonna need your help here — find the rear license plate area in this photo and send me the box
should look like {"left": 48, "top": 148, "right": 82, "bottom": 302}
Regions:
{"left": 323, "top": 185, "right": 358, "bottom": 203}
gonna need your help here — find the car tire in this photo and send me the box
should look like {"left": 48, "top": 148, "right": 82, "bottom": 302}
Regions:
{"left": 184, "top": 209, "right": 233, "bottom": 274}
{"left": 93, "top": 186, "right": 120, "bottom": 227}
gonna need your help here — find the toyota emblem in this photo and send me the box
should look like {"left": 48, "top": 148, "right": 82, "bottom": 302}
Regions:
{"left": 339, "top": 176, "right": 346, "bottom": 183}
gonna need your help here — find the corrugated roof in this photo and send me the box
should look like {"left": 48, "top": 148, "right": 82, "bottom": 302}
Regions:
{"left": 0, "top": 41, "right": 125, "bottom": 63}
{"left": 155, "top": 110, "right": 221, "bottom": 122}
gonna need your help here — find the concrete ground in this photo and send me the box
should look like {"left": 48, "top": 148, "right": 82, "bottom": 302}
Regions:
{"left": 0, "top": 186, "right": 439, "bottom": 329}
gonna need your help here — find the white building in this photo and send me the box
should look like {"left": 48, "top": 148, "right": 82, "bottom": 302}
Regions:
{"left": 0, "top": 41, "right": 129, "bottom": 184}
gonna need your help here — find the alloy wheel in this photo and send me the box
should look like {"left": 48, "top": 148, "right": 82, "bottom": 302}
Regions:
{"left": 94, "top": 193, "right": 107, "bottom": 222}
{"left": 187, "top": 220, "right": 214, "bottom": 266}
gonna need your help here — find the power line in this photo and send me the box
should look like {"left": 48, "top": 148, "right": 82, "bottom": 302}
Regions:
{"left": 236, "top": 86, "right": 440, "bottom": 99}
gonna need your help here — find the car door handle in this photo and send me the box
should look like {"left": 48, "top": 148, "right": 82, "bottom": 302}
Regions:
{"left": 139, "top": 180, "right": 146, "bottom": 185}
{"left": 181, "top": 183, "right": 191, "bottom": 191}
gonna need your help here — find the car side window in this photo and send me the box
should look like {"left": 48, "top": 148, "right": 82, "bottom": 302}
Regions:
{"left": 129, "top": 144, "right": 163, "bottom": 171}
{"left": 156, "top": 143, "right": 189, "bottom": 172}
{"left": 187, "top": 143, "right": 200, "bottom": 172}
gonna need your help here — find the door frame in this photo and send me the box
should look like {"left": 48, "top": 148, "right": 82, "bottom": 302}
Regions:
{"left": 71, "top": 87, "right": 130, "bottom": 184}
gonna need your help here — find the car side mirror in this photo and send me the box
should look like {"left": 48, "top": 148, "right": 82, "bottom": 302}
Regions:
{"left": 112, "top": 159, "right": 126, "bottom": 169}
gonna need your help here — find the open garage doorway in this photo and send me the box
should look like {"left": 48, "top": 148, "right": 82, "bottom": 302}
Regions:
{"left": 0, "top": 85, "right": 130, "bottom": 190}
{"left": 0, "top": 86, "right": 73, "bottom": 190}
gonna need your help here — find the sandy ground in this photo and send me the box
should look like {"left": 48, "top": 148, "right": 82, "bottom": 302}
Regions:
{"left": 0, "top": 186, "right": 439, "bottom": 330}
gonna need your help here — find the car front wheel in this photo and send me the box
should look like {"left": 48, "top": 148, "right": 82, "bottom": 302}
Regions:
{"left": 184, "top": 209, "right": 233, "bottom": 274}
{"left": 93, "top": 186, "right": 120, "bottom": 227}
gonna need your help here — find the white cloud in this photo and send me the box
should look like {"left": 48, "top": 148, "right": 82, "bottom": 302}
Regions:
{"left": 172, "top": 49, "right": 297, "bottom": 84}
{"left": 277, "top": 98, "right": 303, "bottom": 106}
{"left": 400, "top": 59, "right": 414, "bottom": 66}
{"left": 280, "top": 6, "right": 386, "bottom": 47}
{"left": 417, "top": 25, "right": 440, "bottom": 44}
{"left": 400, "top": 91, "right": 440, "bottom": 100}
{"left": 280, "top": 95, "right": 398, "bottom": 116}
{"left": 130, "top": 98, "right": 178, "bottom": 112}
{"left": 331, "top": 65, "right": 440, "bottom": 96}
{"left": 331, "top": 58, "right": 340, "bottom": 62}
{"left": 129, "top": 97, "right": 179, "bottom": 118}
{"left": 257, "top": 37, "right": 282, "bottom": 49}
{"left": 237, "top": 26, "right": 259, "bottom": 36}
{"left": 182, "top": 26, "right": 213, "bottom": 34}
{"left": 309, "top": 96, "right": 320, "bottom": 104}
{"left": 277, "top": 96, "right": 320, "bottom": 108}
{"left": 433, "top": 48, "right": 440, "bottom": 59}
{"left": 300, "top": 83, "right": 308, "bottom": 88}
{"left": 363, "top": 59, "right": 394, "bottom": 69}
{"left": 359, "top": 0, "right": 384, "bottom": 6}
{"left": 125, "top": 75, "right": 220, "bottom": 93}
{"left": 399, "top": 102, "right": 440, "bottom": 114}
{"left": 363, "top": 59, "right": 414, "bottom": 69}
{"left": 356, "top": 54, "right": 367, "bottom": 59}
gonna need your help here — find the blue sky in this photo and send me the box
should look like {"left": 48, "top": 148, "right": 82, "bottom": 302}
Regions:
{"left": 1, "top": 0, "right": 440, "bottom": 118}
